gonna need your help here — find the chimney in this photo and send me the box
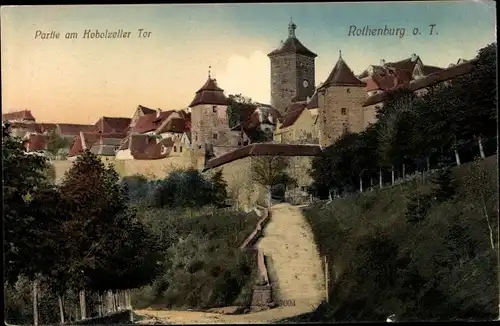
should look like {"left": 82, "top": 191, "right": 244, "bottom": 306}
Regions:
{"left": 411, "top": 53, "right": 418, "bottom": 62}
{"left": 156, "top": 108, "right": 162, "bottom": 118}
{"left": 380, "top": 59, "right": 386, "bottom": 66}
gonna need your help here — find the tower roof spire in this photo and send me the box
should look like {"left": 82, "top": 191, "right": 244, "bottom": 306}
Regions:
{"left": 208, "top": 65, "right": 212, "bottom": 79}
{"left": 339, "top": 50, "right": 342, "bottom": 59}
{"left": 288, "top": 18, "right": 296, "bottom": 38}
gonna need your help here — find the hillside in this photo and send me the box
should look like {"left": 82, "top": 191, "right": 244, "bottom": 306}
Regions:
{"left": 286, "top": 155, "right": 498, "bottom": 322}
{"left": 130, "top": 207, "right": 261, "bottom": 311}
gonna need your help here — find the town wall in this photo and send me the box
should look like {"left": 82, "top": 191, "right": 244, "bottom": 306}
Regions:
{"left": 213, "top": 155, "right": 315, "bottom": 209}
{"left": 52, "top": 153, "right": 204, "bottom": 183}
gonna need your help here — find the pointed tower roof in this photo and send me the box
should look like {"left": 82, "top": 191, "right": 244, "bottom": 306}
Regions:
{"left": 188, "top": 77, "right": 228, "bottom": 107}
{"left": 320, "top": 52, "right": 366, "bottom": 89}
{"left": 268, "top": 20, "right": 317, "bottom": 58}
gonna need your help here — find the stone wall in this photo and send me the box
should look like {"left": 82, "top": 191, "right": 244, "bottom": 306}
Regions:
{"left": 318, "top": 85, "right": 366, "bottom": 148}
{"left": 190, "top": 103, "right": 231, "bottom": 153}
{"left": 52, "top": 153, "right": 204, "bottom": 183}
{"left": 270, "top": 54, "right": 316, "bottom": 115}
{"left": 216, "top": 155, "right": 314, "bottom": 209}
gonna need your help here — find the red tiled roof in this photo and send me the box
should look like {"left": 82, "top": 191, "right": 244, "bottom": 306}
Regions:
{"left": 2, "top": 110, "right": 36, "bottom": 122}
{"left": 188, "top": 78, "right": 228, "bottom": 107}
{"left": 423, "top": 65, "right": 444, "bottom": 75}
{"left": 306, "top": 92, "right": 318, "bottom": 109}
{"left": 268, "top": 36, "right": 317, "bottom": 58}
{"left": 57, "top": 123, "right": 98, "bottom": 135}
{"left": 36, "top": 123, "right": 58, "bottom": 133}
{"left": 280, "top": 103, "right": 308, "bottom": 129}
{"left": 386, "top": 56, "right": 419, "bottom": 72}
{"left": 132, "top": 113, "right": 164, "bottom": 134}
{"left": 205, "top": 143, "right": 322, "bottom": 170}
{"left": 68, "top": 136, "right": 84, "bottom": 157}
{"left": 157, "top": 117, "right": 186, "bottom": 134}
{"left": 26, "top": 134, "right": 49, "bottom": 151}
{"left": 363, "top": 60, "right": 476, "bottom": 107}
{"left": 128, "top": 134, "right": 166, "bottom": 160}
{"left": 137, "top": 105, "right": 156, "bottom": 115}
{"left": 68, "top": 132, "right": 126, "bottom": 157}
{"left": 95, "top": 117, "right": 131, "bottom": 134}
{"left": 320, "top": 57, "right": 366, "bottom": 89}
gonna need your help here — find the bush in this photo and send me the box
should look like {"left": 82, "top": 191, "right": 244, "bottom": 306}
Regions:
{"left": 131, "top": 208, "right": 260, "bottom": 310}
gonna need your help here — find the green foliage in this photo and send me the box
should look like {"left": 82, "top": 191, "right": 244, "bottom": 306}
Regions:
{"left": 227, "top": 94, "right": 254, "bottom": 129}
{"left": 404, "top": 189, "right": 432, "bottom": 224}
{"left": 251, "top": 155, "right": 290, "bottom": 188}
{"left": 296, "top": 156, "right": 498, "bottom": 322}
{"left": 46, "top": 130, "right": 70, "bottom": 156}
{"left": 150, "top": 168, "right": 228, "bottom": 208}
{"left": 430, "top": 166, "right": 456, "bottom": 202}
{"left": 2, "top": 123, "right": 55, "bottom": 282}
{"left": 56, "top": 150, "right": 162, "bottom": 293}
{"left": 210, "top": 169, "right": 229, "bottom": 205}
{"left": 131, "top": 208, "right": 260, "bottom": 310}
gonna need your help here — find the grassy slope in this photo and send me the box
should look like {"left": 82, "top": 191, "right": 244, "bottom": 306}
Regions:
{"left": 131, "top": 207, "right": 261, "bottom": 310}
{"left": 286, "top": 155, "right": 498, "bottom": 322}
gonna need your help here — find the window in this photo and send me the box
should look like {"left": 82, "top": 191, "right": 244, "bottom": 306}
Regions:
{"left": 346, "top": 88, "right": 351, "bottom": 93}
{"left": 213, "top": 133, "right": 218, "bottom": 140}
{"left": 195, "top": 134, "right": 198, "bottom": 141}
{"left": 180, "top": 146, "right": 183, "bottom": 152}
{"left": 174, "top": 146, "right": 177, "bottom": 152}
{"left": 212, "top": 105, "right": 217, "bottom": 112}
{"left": 341, "top": 108, "right": 347, "bottom": 115}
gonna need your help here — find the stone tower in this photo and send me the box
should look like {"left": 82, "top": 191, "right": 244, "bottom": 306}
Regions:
{"left": 317, "top": 52, "right": 367, "bottom": 148}
{"left": 268, "top": 19, "right": 317, "bottom": 115}
{"left": 188, "top": 75, "right": 230, "bottom": 154}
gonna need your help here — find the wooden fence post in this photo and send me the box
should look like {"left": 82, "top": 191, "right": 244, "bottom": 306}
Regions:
{"left": 33, "top": 279, "right": 39, "bottom": 326}
{"left": 324, "top": 255, "right": 329, "bottom": 304}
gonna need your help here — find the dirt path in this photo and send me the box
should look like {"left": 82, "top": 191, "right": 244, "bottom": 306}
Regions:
{"left": 135, "top": 203, "right": 325, "bottom": 324}
{"left": 256, "top": 203, "right": 325, "bottom": 308}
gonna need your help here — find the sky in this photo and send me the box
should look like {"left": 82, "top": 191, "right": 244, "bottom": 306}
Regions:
{"left": 1, "top": 1, "right": 496, "bottom": 124}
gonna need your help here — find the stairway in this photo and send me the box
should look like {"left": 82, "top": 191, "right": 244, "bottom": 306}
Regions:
{"left": 255, "top": 203, "right": 325, "bottom": 309}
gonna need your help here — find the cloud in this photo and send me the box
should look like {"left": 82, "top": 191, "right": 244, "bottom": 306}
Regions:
{"left": 216, "top": 51, "right": 271, "bottom": 104}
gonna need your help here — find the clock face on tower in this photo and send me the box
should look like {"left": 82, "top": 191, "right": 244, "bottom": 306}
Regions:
{"left": 303, "top": 80, "right": 309, "bottom": 88}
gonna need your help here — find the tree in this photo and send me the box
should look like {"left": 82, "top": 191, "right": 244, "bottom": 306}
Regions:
{"left": 451, "top": 43, "right": 497, "bottom": 159}
{"left": 250, "top": 155, "right": 290, "bottom": 208}
{"left": 226, "top": 94, "right": 254, "bottom": 129}
{"left": 376, "top": 90, "right": 417, "bottom": 185}
{"left": 2, "top": 123, "right": 62, "bottom": 325}
{"left": 153, "top": 168, "right": 217, "bottom": 208}
{"left": 46, "top": 130, "right": 70, "bottom": 157}
{"left": 210, "top": 169, "right": 229, "bottom": 207}
{"left": 57, "top": 150, "right": 132, "bottom": 318}
{"left": 430, "top": 165, "right": 456, "bottom": 203}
